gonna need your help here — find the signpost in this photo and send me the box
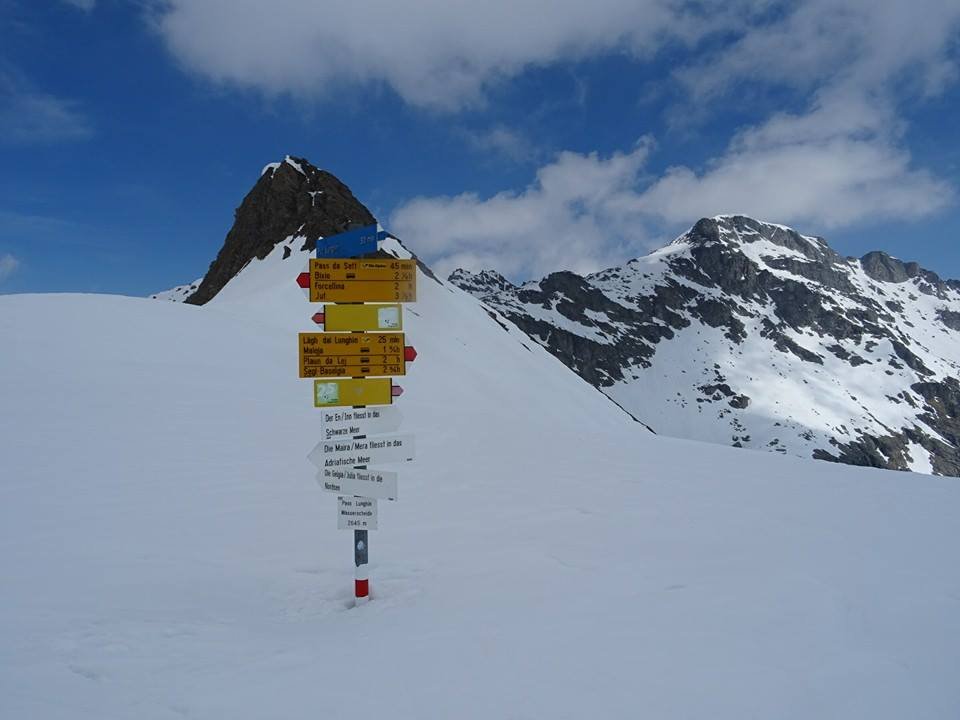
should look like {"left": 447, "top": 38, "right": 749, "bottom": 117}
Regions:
{"left": 294, "top": 224, "right": 418, "bottom": 606}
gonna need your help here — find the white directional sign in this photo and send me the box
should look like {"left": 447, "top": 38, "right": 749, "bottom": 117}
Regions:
{"left": 338, "top": 496, "right": 378, "bottom": 530}
{"left": 308, "top": 434, "right": 415, "bottom": 469}
{"left": 321, "top": 406, "right": 404, "bottom": 441}
{"left": 318, "top": 467, "right": 398, "bottom": 501}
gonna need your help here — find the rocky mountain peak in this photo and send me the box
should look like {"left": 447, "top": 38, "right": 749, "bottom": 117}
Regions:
{"left": 185, "top": 156, "right": 376, "bottom": 305}
{"left": 448, "top": 269, "right": 516, "bottom": 296}
{"left": 450, "top": 215, "right": 960, "bottom": 476}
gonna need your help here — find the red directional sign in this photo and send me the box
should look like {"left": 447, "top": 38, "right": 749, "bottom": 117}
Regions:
{"left": 391, "top": 385, "right": 404, "bottom": 397}
{"left": 404, "top": 346, "right": 417, "bottom": 362}
{"left": 296, "top": 272, "right": 310, "bottom": 289}
{"left": 312, "top": 312, "right": 325, "bottom": 324}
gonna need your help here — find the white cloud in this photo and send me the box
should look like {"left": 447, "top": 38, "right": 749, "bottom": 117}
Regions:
{"left": 61, "top": 0, "right": 96, "bottom": 10}
{"left": 390, "top": 1, "right": 957, "bottom": 277}
{"left": 633, "top": 93, "right": 954, "bottom": 228}
{"left": 151, "top": 0, "right": 751, "bottom": 110}
{"left": 152, "top": 0, "right": 958, "bottom": 278}
{"left": 393, "top": 102, "right": 954, "bottom": 279}
{"left": 461, "top": 125, "right": 539, "bottom": 164}
{"left": 643, "top": 1, "right": 960, "bottom": 229}
{"left": 0, "top": 75, "right": 92, "bottom": 145}
{"left": 391, "top": 139, "right": 655, "bottom": 279}
{"left": 0, "top": 254, "right": 20, "bottom": 283}
{"left": 677, "top": 0, "right": 960, "bottom": 104}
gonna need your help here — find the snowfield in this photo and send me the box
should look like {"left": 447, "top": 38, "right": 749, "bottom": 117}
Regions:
{"left": 2, "top": 241, "right": 959, "bottom": 718}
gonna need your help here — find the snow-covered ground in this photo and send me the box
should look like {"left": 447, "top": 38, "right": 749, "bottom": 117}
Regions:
{"left": 2, "top": 243, "right": 959, "bottom": 718}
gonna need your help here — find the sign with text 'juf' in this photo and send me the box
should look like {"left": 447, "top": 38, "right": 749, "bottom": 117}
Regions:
{"left": 307, "top": 259, "right": 416, "bottom": 303}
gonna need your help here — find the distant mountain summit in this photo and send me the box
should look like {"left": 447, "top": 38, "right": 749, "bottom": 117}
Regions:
{"left": 451, "top": 215, "right": 960, "bottom": 476}
{"left": 185, "top": 156, "right": 376, "bottom": 305}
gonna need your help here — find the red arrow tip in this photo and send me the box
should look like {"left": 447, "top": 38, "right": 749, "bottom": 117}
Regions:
{"left": 312, "top": 312, "right": 325, "bottom": 325}
{"left": 391, "top": 385, "right": 404, "bottom": 397}
{"left": 404, "top": 346, "right": 417, "bottom": 362}
{"left": 296, "top": 272, "right": 310, "bottom": 289}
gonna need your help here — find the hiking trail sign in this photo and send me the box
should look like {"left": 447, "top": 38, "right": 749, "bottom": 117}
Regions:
{"left": 294, "top": 225, "right": 418, "bottom": 606}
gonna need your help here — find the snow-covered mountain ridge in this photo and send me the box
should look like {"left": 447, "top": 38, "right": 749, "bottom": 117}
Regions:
{"left": 451, "top": 216, "right": 960, "bottom": 476}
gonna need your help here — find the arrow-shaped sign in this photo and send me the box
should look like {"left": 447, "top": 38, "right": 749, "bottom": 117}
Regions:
{"left": 318, "top": 467, "right": 398, "bottom": 501}
{"left": 298, "top": 332, "right": 406, "bottom": 378}
{"left": 312, "top": 304, "right": 403, "bottom": 331}
{"left": 308, "top": 434, "right": 415, "bottom": 469}
{"left": 320, "top": 406, "right": 404, "bottom": 440}
{"left": 313, "top": 378, "right": 401, "bottom": 407}
{"left": 315, "top": 225, "right": 382, "bottom": 259}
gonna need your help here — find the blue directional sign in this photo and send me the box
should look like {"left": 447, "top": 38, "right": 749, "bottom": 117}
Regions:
{"left": 316, "top": 225, "right": 385, "bottom": 258}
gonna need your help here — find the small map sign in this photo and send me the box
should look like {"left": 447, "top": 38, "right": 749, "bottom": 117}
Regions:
{"left": 320, "top": 304, "right": 402, "bottom": 332}
{"left": 305, "top": 258, "right": 417, "bottom": 303}
{"left": 313, "top": 378, "right": 395, "bottom": 407}
{"left": 308, "top": 433, "right": 416, "bottom": 469}
{"left": 319, "top": 467, "right": 398, "bottom": 500}
{"left": 299, "top": 332, "right": 406, "bottom": 378}
{"left": 315, "top": 225, "right": 382, "bottom": 259}
{"left": 321, "top": 406, "right": 404, "bottom": 440}
{"left": 338, "top": 496, "right": 378, "bottom": 530}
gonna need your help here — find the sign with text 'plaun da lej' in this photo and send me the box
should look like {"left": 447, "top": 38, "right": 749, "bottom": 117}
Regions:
{"left": 298, "top": 332, "right": 407, "bottom": 378}
{"left": 294, "top": 224, "right": 418, "bottom": 604}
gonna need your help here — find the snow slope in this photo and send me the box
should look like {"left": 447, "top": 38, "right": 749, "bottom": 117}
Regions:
{"left": 149, "top": 277, "right": 203, "bottom": 302}
{"left": 2, "top": 241, "right": 960, "bottom": 719}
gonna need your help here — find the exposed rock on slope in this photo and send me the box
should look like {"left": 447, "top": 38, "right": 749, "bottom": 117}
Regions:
{"left": 451, "top": 216, "right": 960, "bottom": 476}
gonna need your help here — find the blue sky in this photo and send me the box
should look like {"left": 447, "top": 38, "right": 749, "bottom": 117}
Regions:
{"left": 1, "top": 0, "right": 959, "bottom": 295}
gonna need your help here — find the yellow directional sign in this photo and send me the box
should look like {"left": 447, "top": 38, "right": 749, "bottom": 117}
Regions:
{"left": 314, "top": 378, "right": 394, "bottom": 408}
{"left": 308, "top": 258, "right": 417, "bottom": 303}
{"left": 324, "top": 303, "right": 402, "bottom": 332}
{"left": 299, "top": 332, "right": 406, "bottom": 378}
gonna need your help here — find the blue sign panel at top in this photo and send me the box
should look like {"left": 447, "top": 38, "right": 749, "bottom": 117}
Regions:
{"left": 315, "top": 225, "right": 383, "bottom": 258}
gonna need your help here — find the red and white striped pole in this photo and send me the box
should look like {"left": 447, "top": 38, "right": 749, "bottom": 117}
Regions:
{"left": 354, "top": 529, "right": 369, "bottom": 605}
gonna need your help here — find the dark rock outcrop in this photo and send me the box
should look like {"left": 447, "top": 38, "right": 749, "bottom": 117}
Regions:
{"left": 186, "top": 157, "right": 376, "bottom": 305}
